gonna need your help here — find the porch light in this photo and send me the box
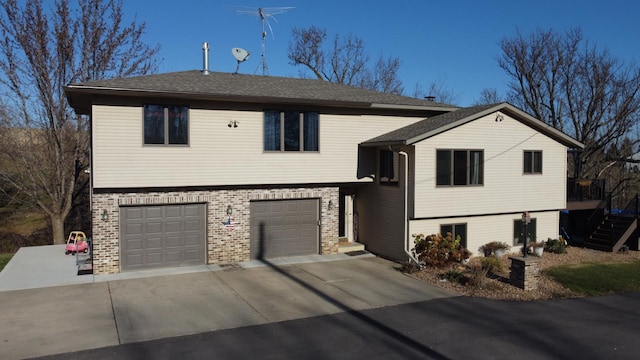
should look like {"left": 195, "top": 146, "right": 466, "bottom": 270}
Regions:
{"left": 328, "top": 200, "right": 334, "bottom": 211}
{"left": 226, "top": 205, "right": 233, "bottom": 216}
{"left": 101, "top": 209, "right": 109, "bottom": 222}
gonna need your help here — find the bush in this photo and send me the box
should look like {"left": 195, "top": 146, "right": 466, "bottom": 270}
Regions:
{"left": 478, "top": 241, "right": 511, "bottom": 256}
{"left": 480, "top": 256, "right": 504, "bottom": 275}
{"left": 442, "top": 268, "right": 464, "bottom": 282}
{"left": 412, "top": 232, "right": 471, "bottom": 267}
{"left": 545, "top": 237, "right": 567, "bottom": 254}
{"left": 466, "top": 258, "right": 489, "bottom": 287}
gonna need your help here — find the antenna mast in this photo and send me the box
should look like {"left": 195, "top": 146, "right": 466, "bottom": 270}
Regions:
{"left": 234, "top": 6, "right": 294, "bottom": 76}
{"left": 258, "top": 8, "right": 268, "bottom": 75}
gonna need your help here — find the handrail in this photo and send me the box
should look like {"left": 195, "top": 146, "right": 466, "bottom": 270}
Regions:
{"left": 619, "top": 194, "right": 639, "bottom": 217}
{"left": 608, "top": 194, "right": 638, "bottom": 246}
{"left": 585, "top": 192, "right": 611, "bottom": 239}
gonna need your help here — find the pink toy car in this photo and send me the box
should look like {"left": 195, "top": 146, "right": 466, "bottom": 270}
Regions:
{"left": 65, "top": 231, "right": 89, "bottom": 255}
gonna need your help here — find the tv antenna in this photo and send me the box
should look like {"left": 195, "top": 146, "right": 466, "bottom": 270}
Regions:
{"left": 234, "top": 6, "right": 294, "bottom": 76}
{"left": 231, "top": 47, "right": 250, "bottom": 74}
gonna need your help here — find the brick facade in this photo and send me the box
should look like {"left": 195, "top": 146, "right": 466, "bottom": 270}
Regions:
{"left": 92, "top": 187, "right": 340, "bottom": 275}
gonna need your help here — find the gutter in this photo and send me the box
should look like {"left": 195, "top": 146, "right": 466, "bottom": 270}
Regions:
{"left": 390, "top": 146, "right": 420, "bottom": 266}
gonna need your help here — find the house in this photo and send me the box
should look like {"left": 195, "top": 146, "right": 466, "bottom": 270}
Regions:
{"left": 64, "top": 69, "right": 583, "bottom": 275}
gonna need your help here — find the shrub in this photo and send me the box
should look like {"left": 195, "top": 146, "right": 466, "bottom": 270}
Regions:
{"left": 478, "top": 241, "right": 511, "bottom": 256}
{"left": 442, "top": 268, "right": 464, "bottom": 282}
{"left": 466, "top": 258, "right": 489, "bottom": 287}
{"left": 480, "top": 256, "right": 504, "bottom": 275}
{"left": 412, "top": 232, "right": 471, "bottom": 267}
{"left": 545, "top": 237, "right": 567, "bottom": 254}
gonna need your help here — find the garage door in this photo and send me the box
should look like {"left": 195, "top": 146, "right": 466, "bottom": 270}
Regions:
{"left": 120, "top": 204, "right": 206, "bottom": 271}
{"left": 250, "top": 199, "right": 319, "bottom": 259}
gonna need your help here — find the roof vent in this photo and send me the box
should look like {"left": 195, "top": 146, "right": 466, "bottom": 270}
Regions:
{"left": 202, "top": 42, "right": 210, "bottom": 75}
{"left": 424, "top": 95, "right": 436, "bottom": 101}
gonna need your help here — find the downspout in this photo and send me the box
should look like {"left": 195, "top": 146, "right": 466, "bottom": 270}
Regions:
{"left": 390, "top": 146, "right": 420, "bottom": 266}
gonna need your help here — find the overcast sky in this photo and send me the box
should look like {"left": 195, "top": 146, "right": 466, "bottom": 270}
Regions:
{"left": 123, "top": 0, "right": 640, "bottom": 106}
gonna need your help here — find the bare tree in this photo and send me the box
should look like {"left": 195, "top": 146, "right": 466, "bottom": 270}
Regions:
{"left": 0, "top": 0, "right": 159, "bottom": 244}
{"left": 411, "top": 76, "right": 460, "bottom": 105}
{"left": 498, "top": 27, "right": 640, "bottom": 181}
{"left": 288, "top": 26, "right": 403, "bottom": 95}
{"left": 474, "top": 88, "right": 504, "bottom": 105}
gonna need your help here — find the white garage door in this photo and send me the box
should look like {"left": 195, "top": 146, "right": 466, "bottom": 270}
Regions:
{"left": 250, "top": 199, "right": 320, "bottom": 259}
{"left": 120, "top": 204, "right": 206, "bottom": 271}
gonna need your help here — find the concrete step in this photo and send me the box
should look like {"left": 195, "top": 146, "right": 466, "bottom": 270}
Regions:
{"left": 338, "top": 241, "right": 365, "bottom": 253}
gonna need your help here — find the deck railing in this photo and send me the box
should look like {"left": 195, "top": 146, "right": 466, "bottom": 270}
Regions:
{"left": 567, "top": 178, "right": 606, "bottom": 202}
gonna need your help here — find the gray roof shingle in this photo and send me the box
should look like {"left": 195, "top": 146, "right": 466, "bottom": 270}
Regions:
{"left": 65, "top": 70, "right": 458, "bottom": 112}
{"left": 362, "top": 102, "right": 584, "bottom": 148}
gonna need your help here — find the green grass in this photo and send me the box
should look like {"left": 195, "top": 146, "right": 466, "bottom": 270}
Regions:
{"left": 0, "top": 253, "right": 14, "bottom": 272}
{"left": 545, "top": 261, "right": 640, "bottom": 296}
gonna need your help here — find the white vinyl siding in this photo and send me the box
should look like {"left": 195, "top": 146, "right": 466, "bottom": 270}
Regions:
{"left": 413, "top": 112, "right": 567, "bottom": 218}
{"left": 409, "top": 211, "right": 559, "bottom": 256}
{"left": 91, "top": 106, "right": 422, "bottom": 188}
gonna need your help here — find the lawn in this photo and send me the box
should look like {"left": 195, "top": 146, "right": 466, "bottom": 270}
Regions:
{"left": 545, "top": 261, "right": 640, "bottom": 296}
{"left": 0, "top": 253, "right": 14, "bottom": 272}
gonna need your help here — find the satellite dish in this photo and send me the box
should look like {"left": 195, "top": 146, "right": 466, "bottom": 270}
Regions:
{"left": 232, "top": 47, "right": 250, "bottom": 62}
{"left": 231, "top": 47, "right": 250, "bottom": 74}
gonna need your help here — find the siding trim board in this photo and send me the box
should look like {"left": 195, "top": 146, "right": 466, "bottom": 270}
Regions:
{"left": 411, "top": 208, "right": 563, "bottom": 221}
{"left": 92, "top": 182, "right": 367, "bottom": 195}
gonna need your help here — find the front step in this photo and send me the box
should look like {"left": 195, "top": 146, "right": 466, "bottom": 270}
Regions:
{"left": 338, "top": 241, "right": 365, "bottom": 253}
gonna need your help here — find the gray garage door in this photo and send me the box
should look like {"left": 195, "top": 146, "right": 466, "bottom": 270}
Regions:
{"left": 250, "top": 199, "right": 319, "bottom": 259}
{"left": 120, "top": 204, "right": 206, "bottom": 271}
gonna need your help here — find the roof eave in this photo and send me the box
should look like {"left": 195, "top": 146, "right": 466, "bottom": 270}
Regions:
{"left": 64, "top": 85, "right": 377, "bottom": 112}
{"left": 370, "top": 103, "right": 459, "bottom": 112}
{"left": 500, "top": 103, "right": 584, "bottom": 149}
{"left": 359, "top": 140, "right": 407, "bottom": 147}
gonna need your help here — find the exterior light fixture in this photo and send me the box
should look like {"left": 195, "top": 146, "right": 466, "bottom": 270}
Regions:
{"left": 228, "top": 120, "right": 239, "bottom": 128}
{"left": 101, "top": 209, "right": 109, "bottom": 222}
{"left": 328, "top": 200, "right": 334, "bottom": 211}
{"left": 226, "top": 205, "right": 233, "bottom": 216}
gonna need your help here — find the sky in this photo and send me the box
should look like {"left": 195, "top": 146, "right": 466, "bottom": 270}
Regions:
{"left": 122, "top": 0, "right": 640, "bottom": 106}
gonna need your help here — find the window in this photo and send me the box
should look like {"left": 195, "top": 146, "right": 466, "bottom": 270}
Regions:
{"left": 524, "top": 151, "right": 542, "bottom": 174}
{"left": 379, "top": 149, "right": 398, "bottom": 184}
{"left": 440, "top": 223, "right": 467, "bottom": 248}
{"left": 436, "top": 149, "right": 483, "bottom": 186}
{"left": 143, "top": 105, "right": 189, "bottom": 145}
{"left": 513, "top": 218, "right": 537, "bottom": 245}
{"left": 264, "top": 110, "right": 319, "bottom": 152}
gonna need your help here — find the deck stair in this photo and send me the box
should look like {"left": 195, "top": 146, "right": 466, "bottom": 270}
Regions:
{"left": 585, "top": 194, "right": 639, "bottom": 252}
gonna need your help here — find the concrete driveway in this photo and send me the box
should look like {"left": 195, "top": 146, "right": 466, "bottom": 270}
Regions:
{"left": 0, "top": 246, "right": 455, "bottom": 359}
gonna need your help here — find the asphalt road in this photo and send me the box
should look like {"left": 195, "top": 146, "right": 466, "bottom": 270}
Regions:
{"left": 36, "top": 292, "right": 640, "bottom": 360}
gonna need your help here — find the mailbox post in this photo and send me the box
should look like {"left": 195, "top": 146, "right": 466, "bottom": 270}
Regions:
{"left": 522, "top": 211, "right": 531, "bottom": 257}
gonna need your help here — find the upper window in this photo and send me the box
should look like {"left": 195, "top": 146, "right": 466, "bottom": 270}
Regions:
{"left": 440, "top": 223, "right": 467, "bottom": 248}
{"left": 143, "top": 105, "right": 189, "bottom": 145}
{"left": 379, "top": 149, "right": 399, "bottom": 185}
{"left": 436, "top": 149, "right": 484, "bottom": 186}
{"left": 264, "top": 110, "right": 319, "bottom": 152}
{"left": 523, "top": 150, "right": 542, "bottom": 174}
